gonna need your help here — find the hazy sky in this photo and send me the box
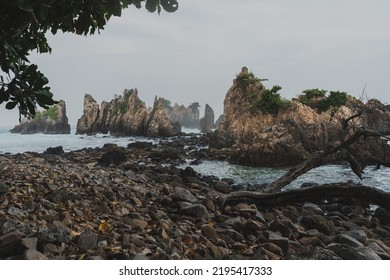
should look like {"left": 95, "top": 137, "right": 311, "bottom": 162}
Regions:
{"left": 1, "top": 0, "right": 390, "bottom": 128}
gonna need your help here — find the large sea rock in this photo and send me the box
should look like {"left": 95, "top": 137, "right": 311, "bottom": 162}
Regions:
{"left": 210, "top": 68, "right": 390, "bottom": 166}
{"left": 9, "top": 100, "right": 71, "bottom": 134}
{"left": 199, "top": 104, "right": 216, "bottom": 133}
{"left": 76, "top": 89, "right": 180, "bottom": 137}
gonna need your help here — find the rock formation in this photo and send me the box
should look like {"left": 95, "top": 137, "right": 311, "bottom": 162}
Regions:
{"left": 10, "top": 100, "right": 71, "bottom": 134}
{"left": 167, "top": 102, "right": 200, "bottom": 129}
{"left": 76, "top": 89, "right": 181, "bottom": 137}
{"left": 146, "top": 98, "right": 181, "bottom": 137}
{"left": 199, "top": 104, "right": 215, "bottom": 133}
{"left": 210, "top": 68, "right": 390, "bottom": 166}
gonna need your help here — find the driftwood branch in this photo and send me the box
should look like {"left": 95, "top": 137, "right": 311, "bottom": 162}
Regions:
{"left": 263, "top": 129, "right": 385, "bottom": 193}
{"left": 223, "top": 182, "right": 390, "bottom": 210}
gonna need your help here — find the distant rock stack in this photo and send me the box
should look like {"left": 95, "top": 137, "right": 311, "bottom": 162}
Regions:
{"left": 76, "top": 89, "right": 181, "bottom": 137}
{"left": 167, "top": 102, "right": 200, "bottom": 129}
{"left": 199, "top": 104, "right": 215, "bottom": 133}
{"left": 10, "top": 100, "right": 71, "bottom": 134}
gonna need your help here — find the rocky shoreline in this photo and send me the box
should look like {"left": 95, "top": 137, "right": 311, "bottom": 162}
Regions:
{"left": 1, "top": 134, "right": 390, "bottom": 260}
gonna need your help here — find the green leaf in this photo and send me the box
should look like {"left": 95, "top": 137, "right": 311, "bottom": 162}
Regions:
{"left": 26, "top": 97, "right": 36, "bottom": 115}
{"left": 16, "top": 0, "right": 34, "bottom": 12}
{"left": 108, "top": 0, "right": 122, "bottom": 17}
{"left": 161, "top": 0, "right": 179, "bottom": 12}
{"left": 145, "top": 0, "right": 159, "bottom": 13}
{"left": 35, "top": 91, "right": 56, "bottom": 106}
{"left": 6, "top": 101, "right": 18, "bottom": 110}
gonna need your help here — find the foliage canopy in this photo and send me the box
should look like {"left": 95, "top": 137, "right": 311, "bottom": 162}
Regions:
{"left": 298, "top": 89, "right": 348, "bottom": 112}
{"left": 255, "top": 85, "right": 290, "bottom": 115}
{"left": 0, "top": 0, "right": 178, "bottom": 119}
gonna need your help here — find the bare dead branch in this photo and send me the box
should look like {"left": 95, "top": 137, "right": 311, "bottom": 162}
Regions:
{"left": 223, "top": 182, "right": 390, "bottom": 210}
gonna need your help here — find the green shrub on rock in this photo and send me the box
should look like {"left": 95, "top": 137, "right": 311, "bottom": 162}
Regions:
{"left": 299, "top": 89, "right": 348, "bottom": 112}
{"left": 251, "top": 85, "right": 291, "bottom": 115}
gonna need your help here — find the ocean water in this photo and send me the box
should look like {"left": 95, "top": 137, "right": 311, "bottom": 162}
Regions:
{"left": 181, "top": 160, "right": 390, "bottom": 192}
{"left": 0, "top": 127, "right": 148, "bottom": 154}
{"left": 1, "top": 127, "right": 390, "bottom": 193}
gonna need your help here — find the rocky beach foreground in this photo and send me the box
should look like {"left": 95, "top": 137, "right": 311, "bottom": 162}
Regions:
{"left": 1, "top": 134, "right": 390, "bottom": 260}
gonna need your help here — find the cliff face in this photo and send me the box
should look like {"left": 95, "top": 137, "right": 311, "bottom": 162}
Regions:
{"left": 76, "top": 89, "right": 181, "bottom": 137}
{"left": 10, "top": 100, "right": 71, "bottom": 134}
{"left": 147, "top": 98, "right": 181, "bottom": 137}
{"left": 210, "top": 69, "right": 390, "bottom": 166}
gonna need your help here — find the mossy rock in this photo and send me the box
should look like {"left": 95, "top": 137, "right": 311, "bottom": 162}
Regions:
{"left": 300, "top": 214, "right": 336, "bottom": 235}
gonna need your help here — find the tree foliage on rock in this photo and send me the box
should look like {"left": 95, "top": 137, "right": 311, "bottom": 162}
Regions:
{"left": 298, "top": 89, "right": 348, "bottom": 112}
{"left": 0, "top": 0, "right": 178, "bottom": 119}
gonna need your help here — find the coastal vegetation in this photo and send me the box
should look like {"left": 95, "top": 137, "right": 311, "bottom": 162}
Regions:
{"left": 0, "top": 0, "right": 178, "bottom": 119}
{"left": 111, "top": 89, "right": 135, "bottom": 115}
{"left": 298, "top": 89, "right": 348, "bottom": 112}
{"left": 189, "top": 102, "right": 201, "bottom": 114}
{"left": 33, "top": 105, "right": 58, "bottom": 121}
{"left": 250, "top": 85, "right": 291, "bottom": 115}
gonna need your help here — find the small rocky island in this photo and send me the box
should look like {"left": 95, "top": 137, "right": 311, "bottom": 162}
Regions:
{"left": 9, "top": 100, "right": 71, "bottom": 134}
{"left": 211, "top": 67, "right": 390, "bottom": 167}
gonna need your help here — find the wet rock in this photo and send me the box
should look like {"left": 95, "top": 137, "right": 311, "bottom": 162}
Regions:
{"left": 172, "top": 187, "right": 197, "bottom": 203}
{"left": 36, "top": 227, "right": 71, "bottom": 244}
{"left": 0, "top": 232, "right": 27, "bottom": 258}
{"left": 128, "top": 142, "right": 154, "bottom": 150}
{"left": 245, "top": 219, "right": 267, "bottom": 231}
{"left": 302, "top": 202, "right": 324, "bottom": 215}
{"left": 45, "top": 146, "right": 64, "bottom": 155}
{"left": 261, "top": 243, "right": 283, "bottom": 256}
{"left": 289, "top": 246, "right": 342, "bottom": 260}
{"left": 367, "top": 242, "right": 390, "bottom": 260}
{"left": 300, "top": 214, "right": 336, "bottom": 235}
{"left": 124, "top": 218, "right": 148, "bottom": 230}
{"left": 180, "top": 166, "right": 198, "bottom": 178}
{"left": 180, "top": 204, "right": 209, "bottom": 219}
{"left": 337, "top": 246, "right": 382, "bottom": 260}
{"left": 298, "top": 236, "right": 322, "bottom": 247}
{"left": 269, "top": 221, "right": 293, "bottom": 238}
{"left": 335, "top": 234, "right": 363, "bottom": 248}
{"left": 346, "top": 229, "right": 367, "bottom": 244}
{"left": 373, "top": 207, "right": 390, "bottom": 225}
{"left": 266, "top": 231, "right": 289, "bottom": 252}
{"left": 214, "top": 181, "right": 231, "bottom": 194}
{"left": 21, "top": 238, "right": 38, "bottom": 250}
{"left": 78, "top": 232, "right": 98, "bottom": 251}
{"left": 98, "top": 149, "right": 127, "bottom": 166}
{"left": 201, "top": 224, "right": 218, "bottom": 241}
{"left": 223, "top": 229, "right": 244, "bottom": 242}
{"left": 21, "top": 249, "right": 49, "bottom": 260}
{"left": 221, "top": 217, "right": 246, "bottom": 231}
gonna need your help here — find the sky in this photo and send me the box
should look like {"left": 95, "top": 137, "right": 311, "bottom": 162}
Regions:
{"left": 1, "top": 0, "right": 390, "bottom": 128}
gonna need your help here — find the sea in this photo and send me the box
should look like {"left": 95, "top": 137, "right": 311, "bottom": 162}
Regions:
{"left": 1, "top": 126, "right": 390, "bottom": 193}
